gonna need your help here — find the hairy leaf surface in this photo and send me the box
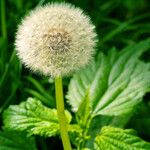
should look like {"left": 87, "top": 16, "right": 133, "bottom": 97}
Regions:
{"left": 67, "top": 39, "right": 150, "bottom": 116}
{"left": 3, "top": 98, "right": 72, "bottom": 137}
{"left": 95, "top": 126, "right": 150, "bottom": 150}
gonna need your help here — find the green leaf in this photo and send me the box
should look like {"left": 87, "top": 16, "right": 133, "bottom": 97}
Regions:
{"left": 3, "top": 97, "right": 72, "bottom": 137}
{"left": 95, "top": 126, "right": 150, "bottom": 150}
{"left": 0, "top": 130, "right": 37, "bottom": 150}
{"left": 25, "top": 88, "right": 53, "bottom": 107}
{"left": 67, "top": 38, "right": 150, "bottom": 116}
{"left": 68, "top": 124, "right": 83, "bottom": 147}
{"left": 84, "top": 114, "right": 132, "bottom": 149}
{"left": 76, "top": 92, "right": 91, "bottom": 127}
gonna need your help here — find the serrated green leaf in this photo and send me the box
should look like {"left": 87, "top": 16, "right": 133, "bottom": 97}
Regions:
{"left": 76, "top": 92, "right": 91, "bottom": 127}
{"left": 67, "top": 38, "right": 150, "bottom": 116}
{"left": 0, "top": 130, "right": 37, "bottom": 150}
{"left": 66, "top": 59, "right": 97, "bottom": 112}
{"left": 95, "top": 126, "right": 150, "bottom": 150}
{"left": 3, "top": 97, "right": 72, "bottom": 137}
{"left": 84, "top": 114, "right": 132, "bottom": 149}
{"left": 68, "top": 124, "right": 83, "bottom": 146}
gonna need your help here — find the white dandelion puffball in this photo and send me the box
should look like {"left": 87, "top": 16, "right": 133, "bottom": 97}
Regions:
{"left": 15, "top": 3, "right": 97, "bottom": 77}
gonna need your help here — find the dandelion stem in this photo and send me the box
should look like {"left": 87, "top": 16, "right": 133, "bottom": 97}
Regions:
{"left": 55, "top": 76, "right": 72, "bottom": 150}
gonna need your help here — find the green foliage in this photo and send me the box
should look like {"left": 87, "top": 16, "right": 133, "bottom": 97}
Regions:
{"left": 3, "top": 98, "right": 72, "bottom": 137}
{"left": 25, "top": 76, "right": 55, "bottom": 107}
{"left": 95, "top": 126, "right": 150, "bottom": 150}
{"left": 76, "top": 92, "right": 91, "bottom": 127}
{"left": 65, "top": 38, "right": 150, "bottom": 149}
{"left": 0, "top": 130, "right": 37, "bottom": 150}
{"left": 127, "top": 102, "right": 150, "bottom": 137}
{"left": 0, "top": 0, "right": 150, "bottom": 149}
{"left": 67, "top": 38, "right": 150, "bottom": 116}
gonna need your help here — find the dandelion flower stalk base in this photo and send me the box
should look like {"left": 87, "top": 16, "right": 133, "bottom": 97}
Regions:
{"left": 55, "top": 76, "right": 72, "bottom": 150}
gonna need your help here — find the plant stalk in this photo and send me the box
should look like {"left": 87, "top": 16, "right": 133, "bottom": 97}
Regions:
{"left": 55, "top": 76, "right": 72, "bottom": 150}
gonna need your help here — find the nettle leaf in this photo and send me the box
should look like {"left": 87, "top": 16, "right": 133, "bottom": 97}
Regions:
{"left": 76, "top": 92, "right": 91, "bottom": 127}
{"left": 67, "top": 38, "right": 150, "bottom": 116}
{"left": 3, "top": 98, "right": 72, "bottom": 137}
{"left": 68, "top": 124, "right": 83, "bottom": 146}
{"left": 95, "top": 126, "right": 150, "bottom": 150}
{"left": 84, "top": 114, "right": 132, "bottom": 149}
{"left": 0, "top": 130, "right": 37, "bottom": 150}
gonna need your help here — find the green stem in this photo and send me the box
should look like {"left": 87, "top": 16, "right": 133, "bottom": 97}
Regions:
{"left": 55, "top": 76, "right": 72, "bottom": 150}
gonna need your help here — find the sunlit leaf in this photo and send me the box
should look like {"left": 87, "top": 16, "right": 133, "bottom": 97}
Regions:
{"left": 67, "top": 38, "right": 150, "bottom": 116}
{"left": 95, "top": 126, "right": 150, "bottom": 150}
{"left": 3, "top": 98, "right": 72, "bottom": 137}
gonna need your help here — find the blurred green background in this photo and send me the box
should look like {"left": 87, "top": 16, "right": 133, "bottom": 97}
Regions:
{"left": 0, "top": 0, "right": 150, "bottom": 149}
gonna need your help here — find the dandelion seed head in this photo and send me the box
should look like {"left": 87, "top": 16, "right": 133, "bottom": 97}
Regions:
{"left": 15, "top": 3, "right": 97, "bottom": 77}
